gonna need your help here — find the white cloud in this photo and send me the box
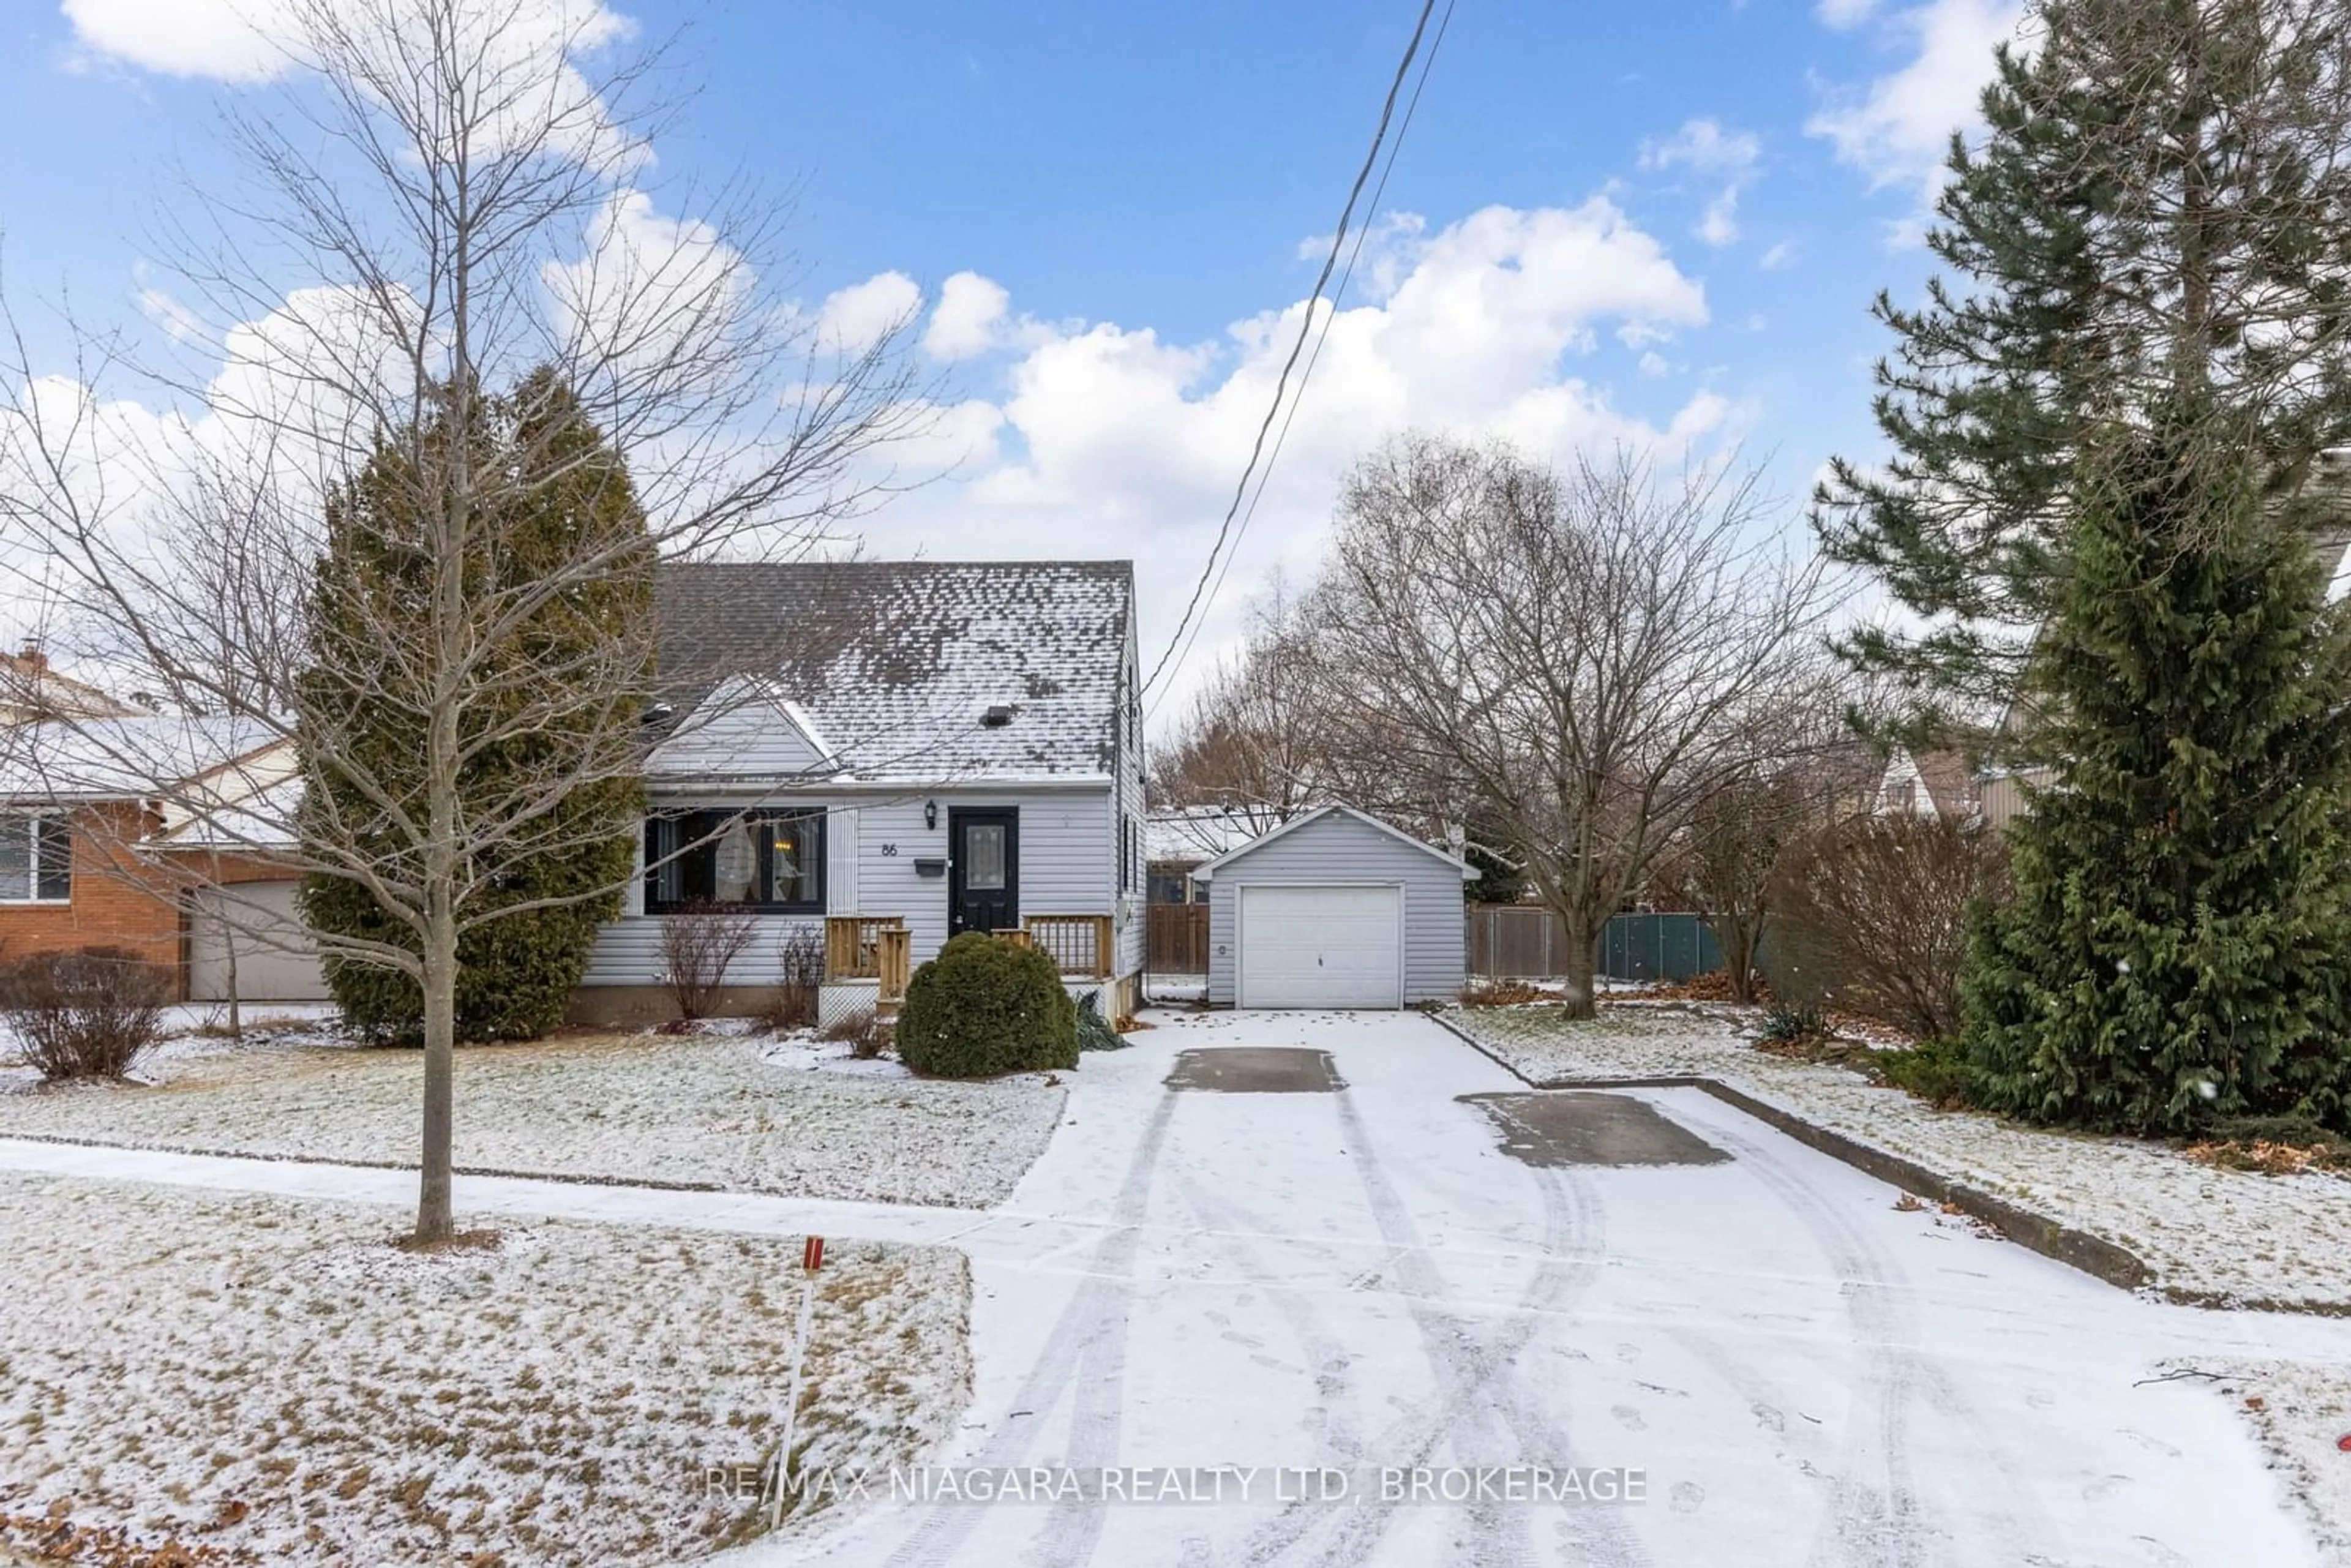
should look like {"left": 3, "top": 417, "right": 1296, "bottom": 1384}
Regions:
{"left": 923, "top": 271, "right": 1011, "bottom": 361}
{"left": 1698, "top": 189, "right": 1741, "bottom": 248}
{"left": 1640, "top": 119, "right": 1761, "bottom": 249}
{"left": 1816, "top": 0, "right": 1881, "bottom": 29}
{"left": 1757, "top": 240, "right": 1796, "bottom": 271}
{"left": 62, "top": 0, "right": 293, "bottom": 81}
{"left": 64, "top": 0, "right": 641, "bottom": 168}
{"left": 816, "top": 271, "right": 922, "bottom": 354}
{"left": 1639, "top": 119, "right": 1761, "bottom": 176}
{"left": 1807, "top": 0, "right": 2027, "bottom": 225}
{"left": 64, "top": 0, "right": 632, "bottom": 81}
{"left": 542, "top": 188, "right": 745, "bottom": 384}
{"left": 860, "top": 199, "right": 1739, "bottom": 710}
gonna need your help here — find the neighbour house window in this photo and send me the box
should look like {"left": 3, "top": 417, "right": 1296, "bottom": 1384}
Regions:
{"left": 643, "top": 810, "right": 825, "bottom": 914}
{"left": 0, "top": 814, "right": 72, "bottom": 903}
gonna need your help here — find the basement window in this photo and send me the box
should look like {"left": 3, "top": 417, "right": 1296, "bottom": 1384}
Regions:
{"left": 0, "top": 813, "right": 72, "bottom": 903}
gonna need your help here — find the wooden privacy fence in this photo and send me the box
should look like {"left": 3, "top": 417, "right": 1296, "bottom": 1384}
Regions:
{"left": 1147, "top": 903, "right": 1212, "bottom": 973}
{"left": 1465, "top": 905, "right": 1727, "bottom": 983}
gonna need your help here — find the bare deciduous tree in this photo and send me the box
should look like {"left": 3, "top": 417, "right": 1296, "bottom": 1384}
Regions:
{"left": 1662, "top": 740, "right": 1876, "bottom": 1003}
{"left": 1150, "top": 579, "right": 1334, "bottom": 838}
{"left": 0, "top": 0, "right": 928, "bottom": 1241}
{"left": 1306, "top": 434, "right": 1847, "bottom": 1018}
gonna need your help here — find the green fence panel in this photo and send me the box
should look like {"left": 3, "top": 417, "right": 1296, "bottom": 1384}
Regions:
{"left": 1597, "top": 913, "right": 1725, "bottom": 983}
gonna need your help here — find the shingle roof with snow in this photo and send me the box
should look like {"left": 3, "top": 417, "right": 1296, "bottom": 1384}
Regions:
{"left": 0, "top": 716, "right": 285, "bottom": 802}
{"left": 653, "top": 560, "right": 1134, "bottom": 783}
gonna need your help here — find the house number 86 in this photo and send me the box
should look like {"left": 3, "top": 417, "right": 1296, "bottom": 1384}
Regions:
{"left": 879, "top": 843, "right": 898, "bottom": 856}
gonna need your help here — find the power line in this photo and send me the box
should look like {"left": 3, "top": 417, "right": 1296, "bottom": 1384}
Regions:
{"left": 1148, "top": 0, "right": 1457, "bottom": 719}
{"left": 1139, "top": 0, "right": 1454, "bottom": 710}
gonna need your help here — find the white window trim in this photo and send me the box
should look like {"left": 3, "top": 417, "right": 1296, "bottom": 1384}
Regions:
{"left": 0, "top": 811, "right": 72, "bottom": 906}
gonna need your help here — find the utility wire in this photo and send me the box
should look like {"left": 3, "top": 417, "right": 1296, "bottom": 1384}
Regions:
{"left": 1147, "top": 0, "right": 1457, "bottom": 718}
{"left": 1139, "top": 0, "right": 1453, "bottom": 708}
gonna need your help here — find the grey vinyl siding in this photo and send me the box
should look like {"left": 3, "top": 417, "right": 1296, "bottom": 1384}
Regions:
{"left": 1205, "top": 811, "right": 1466, "bottom": 1006}
{"left": 581, "top": 784, "right": 1125, "bottom": 985}
{"left": 1114, "top": 626, "right": 1147, "bottom": 978}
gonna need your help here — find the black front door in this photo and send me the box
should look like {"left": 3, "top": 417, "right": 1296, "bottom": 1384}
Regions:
{"left": 948, "top": 808, "right": 1020, "bottom": 935}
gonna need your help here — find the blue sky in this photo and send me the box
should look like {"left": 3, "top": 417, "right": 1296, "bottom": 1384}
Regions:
{"left": 1, "top": 0, "right": 2024, "bottom": 711}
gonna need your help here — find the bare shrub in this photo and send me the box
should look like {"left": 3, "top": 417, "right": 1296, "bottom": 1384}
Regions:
{"left": 659, "top": 902, "right": 759, "bottom": 1022}
{"left": 1763, "top": 816, "right": 2009, "bottom": 1040}
{"left": 0, "top": 947, "right": 173, "bottom": 1081}
{"left": 819, "top": 1008, "right": 891, "bottom": 1060}
{"left": 764, "top": 925, "right": 826, "bottom": 1032}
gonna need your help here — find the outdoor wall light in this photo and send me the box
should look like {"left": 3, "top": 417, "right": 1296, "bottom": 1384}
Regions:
{"left": 924, "top": 799, "right": 938, "bottom": 831}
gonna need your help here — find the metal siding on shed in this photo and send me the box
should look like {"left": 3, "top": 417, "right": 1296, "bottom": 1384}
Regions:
{"left": 1206, "top": 810, "right": 1465, "bottom": 1007}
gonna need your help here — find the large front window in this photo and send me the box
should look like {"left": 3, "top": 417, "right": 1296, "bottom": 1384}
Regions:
{"left": 644, "top": 810, "right": 824, "bottom": 914}
{"left": 0, "top": 814, "right": 72, "bottom": 903}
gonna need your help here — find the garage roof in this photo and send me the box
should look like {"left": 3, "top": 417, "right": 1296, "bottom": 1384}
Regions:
{"left": 1190, "top": 803, "right": 1477, "bottom": 881}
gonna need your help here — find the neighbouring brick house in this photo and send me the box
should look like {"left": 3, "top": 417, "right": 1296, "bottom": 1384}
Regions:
{"left": 0, "top": 716, "right": 308, "bottom": 996}
{"left": 0, "top": 643, "right": 141, "bottom": 726}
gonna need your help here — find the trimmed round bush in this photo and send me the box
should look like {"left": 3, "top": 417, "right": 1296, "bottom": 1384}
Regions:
{"left": 895, "top": 932, "right": 1078, "bottom": 1078}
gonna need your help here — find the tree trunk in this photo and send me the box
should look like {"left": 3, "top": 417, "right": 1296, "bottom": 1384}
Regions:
{"left": 1709, "top": 913, "right": 1761, "bottom": 1005}
{"left": 223, "top": 923, "right": 242, "bottom": 1041}
{"left": 414, "top": 910, "right": 458, "bottom": 1243}
{"left": 1558, "top": 912, "right": 1602, "bottom": 1020}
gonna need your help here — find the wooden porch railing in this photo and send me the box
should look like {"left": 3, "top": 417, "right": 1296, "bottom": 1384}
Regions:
{"left": 824, "top": 915, "right": 904, "bottom": 981}
{"left": 1024, "top": 913, "right": 1113, "bottom": 979}
{"left": 877, "top": 926, "right": 911, "bottom": 1005}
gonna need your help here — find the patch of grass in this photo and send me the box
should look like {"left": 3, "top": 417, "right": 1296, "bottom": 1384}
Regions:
{"left": 1870, "top": 1036, "right": 1979, "bottom": 1111}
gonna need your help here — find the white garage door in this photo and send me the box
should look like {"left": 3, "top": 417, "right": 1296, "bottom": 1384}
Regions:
{"left": 189, "top": 881, "right": 331, "bottom": 1002}
{"left": 1238, "top": 884, "right": 1402, "bottom": 1008}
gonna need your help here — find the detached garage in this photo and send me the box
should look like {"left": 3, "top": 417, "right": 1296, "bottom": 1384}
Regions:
{"left": 1194, "top": 805, "right": 1474, "bottom": 1009}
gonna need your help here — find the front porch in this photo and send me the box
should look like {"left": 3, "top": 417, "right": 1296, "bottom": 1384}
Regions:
{"left": 820, "top": 912, "right": 1123, "bottom": 1027}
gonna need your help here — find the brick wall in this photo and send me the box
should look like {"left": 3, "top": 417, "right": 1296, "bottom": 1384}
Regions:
{"left": 0, "top": 801, "right": 181, "bottom": 972}
{"left": 0, "top": 805, "right": 304, "bottom": 998}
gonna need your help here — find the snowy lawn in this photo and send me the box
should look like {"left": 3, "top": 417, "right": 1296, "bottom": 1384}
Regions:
{"left": 0, "top": 1030, "right": 1064, "bottom": 1209}
{"left": 1447, "top": 1000, "right": 2351, "bottom": 1311}
{"left": 0, "top": 1171, "right": 968, "bottom": 1567}
{"left": 2197, "top": 1360, "right": 2351, "bottom": 1561}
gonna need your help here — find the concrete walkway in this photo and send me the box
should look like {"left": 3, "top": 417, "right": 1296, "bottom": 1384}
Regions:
{"left": 3, "top": 1010, "right": 2338, "bottom": 1567}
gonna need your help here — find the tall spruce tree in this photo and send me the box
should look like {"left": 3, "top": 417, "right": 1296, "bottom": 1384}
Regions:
{"left": 1817, "top": 0, "right": 2351, "bottom": 735}
{"left": 1960, "top": 415, "right": 2351, "bottom": 1135}
{"left": 302, "top": 370, "right": 652, "bottom": 1043}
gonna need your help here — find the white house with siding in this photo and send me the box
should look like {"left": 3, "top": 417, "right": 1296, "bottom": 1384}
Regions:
{"left": 574, "top": 560, "right": 1147, "bottom": 1026}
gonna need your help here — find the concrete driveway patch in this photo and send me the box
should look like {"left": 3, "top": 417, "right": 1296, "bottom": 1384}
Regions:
{"left": 1464, "top": 1090, "right": 1732, "bottom": 1168}
{"left": 1163, "top": 1046, "right": 1344, "bottom": 1093}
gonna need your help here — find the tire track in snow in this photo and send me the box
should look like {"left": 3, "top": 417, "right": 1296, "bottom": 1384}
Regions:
{"left": 1175, "top": 1179, "right": 1367, "bottom": 1469}
{"left": 883, "top": 1089, "right": 1179, "bottom": 1568}
{"left": 1235, "top": 1092, "right": 1640, "bottom": 1568}
{"left": 1692, "top": 1116, "right": 1948, "bottom": 1568}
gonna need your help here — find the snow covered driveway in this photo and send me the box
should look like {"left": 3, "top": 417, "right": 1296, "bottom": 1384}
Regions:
{"left": 731, "top": 1009, "right": 2335, "bottom": 1568}
{"left": 1, "top": 1011, "right": 2338, "bottom": 1564}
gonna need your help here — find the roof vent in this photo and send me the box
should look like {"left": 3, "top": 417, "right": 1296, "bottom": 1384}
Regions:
{"left": 980, "top": 704, "right": 1016, "bottom": 729}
